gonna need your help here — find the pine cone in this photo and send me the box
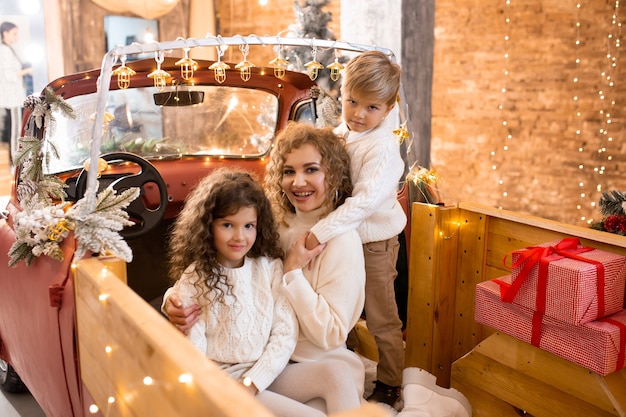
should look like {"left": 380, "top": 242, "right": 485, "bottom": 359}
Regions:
{"left": 23, "top": 95, "right": 42, "bottom": 111}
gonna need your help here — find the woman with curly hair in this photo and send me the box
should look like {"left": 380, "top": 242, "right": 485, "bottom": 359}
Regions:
{"left": 262, "top": 122, "right": 366, "bottom": 412}
{"left": 165, "top": 168, "right": 325, "bottom": 417}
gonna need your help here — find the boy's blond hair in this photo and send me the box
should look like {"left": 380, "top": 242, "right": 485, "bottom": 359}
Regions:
{"left": 341, "top": 50, "right": 402, "bottom": 106}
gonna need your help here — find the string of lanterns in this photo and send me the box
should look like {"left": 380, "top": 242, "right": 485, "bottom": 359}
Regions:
{"left": 111, "top": 40, "right": 347, "bottom": 90}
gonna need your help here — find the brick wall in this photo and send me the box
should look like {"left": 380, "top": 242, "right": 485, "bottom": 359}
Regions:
{"left": 431, "top": 0, "right": 626, "bottom": 225}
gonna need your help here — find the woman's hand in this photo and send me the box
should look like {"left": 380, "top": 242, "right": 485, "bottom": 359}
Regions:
{"left": 164, "top": 293, "right": 201, "bottom": 335}
{"left": 283, "top": 232, "right": 325, "bottom": 272}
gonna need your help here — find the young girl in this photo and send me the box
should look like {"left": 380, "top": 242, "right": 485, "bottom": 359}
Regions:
{"left": 166, "top": 168, "right": 324, "bottom": 417}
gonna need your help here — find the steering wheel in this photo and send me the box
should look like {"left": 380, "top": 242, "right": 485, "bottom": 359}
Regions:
{"left": 75, "top": 152, "right": 168, "bottom": 239}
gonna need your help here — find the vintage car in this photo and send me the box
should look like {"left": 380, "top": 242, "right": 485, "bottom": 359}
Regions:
{"left": 0, "top": 36, "right": 413, "bottom": 417}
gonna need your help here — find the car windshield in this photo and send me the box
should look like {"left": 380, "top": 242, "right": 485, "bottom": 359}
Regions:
{"left": 46, "top": 85, "right": 278, "bottom": 174}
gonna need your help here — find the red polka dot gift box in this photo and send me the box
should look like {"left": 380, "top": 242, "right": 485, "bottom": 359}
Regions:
{"left": 475, "top": 276, "right": 626, "bottom": 376}
{"left": 502, "top": 237, "right": 626, "bottom": 326}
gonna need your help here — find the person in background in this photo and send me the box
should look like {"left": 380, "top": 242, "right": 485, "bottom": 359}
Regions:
{"left": 164, "top": 168, "right": 325, "bottom": 417}
{"left": 304, "top": 50, "right": 407, "bottom": 407}
{"left": 0, "top": 21, "right": 32, "bottom": 166}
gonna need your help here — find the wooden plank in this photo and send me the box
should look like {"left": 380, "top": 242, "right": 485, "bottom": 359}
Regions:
{"left": 450, "top": 380, "right": 525, "bottom": 417}
{"left": 599, "top": 371, "right": 626, "bottom": 416}
{"left": 452, "top": 333, "right": 625, "bottom": 417}
{"left": 460, "top": 201, "right": 626, "bottom": 249}
{"left": 405, "top": 202, "right": 442, "bottom": 370}
{"left": 74, "top": 258, "right": 388, "bottom": 417}
{"left": 75, "top": 258, "right": 275, "bottom": 417}
{"left": 329, "top": 402, "right": 392, "bottom": 417}
{"left": 429, "top": 207, "right": 461, "bottom": 387}
{"left": 404, "top": 201, "right": 626, "bottom": 413}
{"left": 452, "top": 209, "right": 488, "bottom": 362}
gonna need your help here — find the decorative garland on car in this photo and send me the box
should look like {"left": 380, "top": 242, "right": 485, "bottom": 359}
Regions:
{"left": 7, "top": 88, "right": 139, "bottom": 267}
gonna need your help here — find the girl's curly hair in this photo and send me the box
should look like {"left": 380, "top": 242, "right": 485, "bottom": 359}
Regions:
{"left": 265, "top": 122, "right": 352, "bottom": 224}
{"left": 168, "top": 168, "right": 283, "bottom": 301}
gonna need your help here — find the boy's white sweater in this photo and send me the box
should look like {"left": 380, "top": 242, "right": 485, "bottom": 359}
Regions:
{"left": 310, "top": 107, "right": 407, "bottom": 245}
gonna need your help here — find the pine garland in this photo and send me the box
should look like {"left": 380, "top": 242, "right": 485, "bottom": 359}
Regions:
{"left": 7, "top": 90, "right": 140, "bottom": 267}
{"left": 598, "top": 190, "right": 626, "bottom": 217}
{"left": 590, "top": 190, "right": 626, "bottom": 236}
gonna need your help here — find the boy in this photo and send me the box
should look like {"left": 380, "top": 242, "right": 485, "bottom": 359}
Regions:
{"left": 305, "top": 50, "right": 406, "bottom": 407}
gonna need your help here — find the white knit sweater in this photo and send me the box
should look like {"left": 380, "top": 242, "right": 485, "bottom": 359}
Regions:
{"left": 310, "top": 106, "right": 407, "bottom": 245}
{"left": 171, "top": 256, "right": 298, "bottom": 392}
{"left": 279, "top": 207, "right": 366, "bottom": 395}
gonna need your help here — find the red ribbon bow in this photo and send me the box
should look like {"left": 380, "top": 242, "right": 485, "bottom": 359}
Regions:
{"left": 501, "top": 237, "right": 606, "bottom": 346}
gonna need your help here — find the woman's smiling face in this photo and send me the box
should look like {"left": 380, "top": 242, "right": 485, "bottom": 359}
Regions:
{"left": 281, "top": 143, "right": 327, "bottom": 213}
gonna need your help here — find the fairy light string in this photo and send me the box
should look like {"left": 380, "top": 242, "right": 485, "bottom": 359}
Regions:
{"left": 491, "top": 0, "right": 512, "bottom": 210}
{"left": 80, "top": 265, "right": 196, "bottom": 416}
{"left": 574, "top": 1, "right": 588, "bottom": 224}
{"left": 579, "top": 1, "right": 622, "bottom": 225}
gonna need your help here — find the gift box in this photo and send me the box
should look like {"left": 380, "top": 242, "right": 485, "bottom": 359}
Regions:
{"left": 503, "top": 237, "right": 626, "bottom": 325}
{"left": 476, "top": 276, "right": 626, "bottom": 376}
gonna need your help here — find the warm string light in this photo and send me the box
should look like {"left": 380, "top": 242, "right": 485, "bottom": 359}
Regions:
{"left": 105, "top": 40, "right": 352, "bottom": 90}
{"left": 490, "top": 0, "right": 512, "bottom": 210}
{"left": 235, "top": 43, "right": 255, "bottom": 82}
{"left": 327, "top": 49, "right": 345, "bottom": 82}
{"left": 269, "top": 44, "right": 288, "bottom": 79}
{"left": 594, "top": 2, "right": 621, "bottom": 193}
{"left": 87, "top": 267, "right": 198, "bottom": 416}
{"left": 578, "top": 1, "right": 623, "bottom": 225}
{"left": 304, "top": 46, "right": 324, "bottom": 81}
{"left": 111, "top": 55, "right": 135, "bottom": 90}
{"left": 209, "top": 45, "right": 230, "bottom": 84}
{"left": 175, "top": 47, "right": 198, "bottom": 80}
{"left": 574, "top": 1, "right": 590, "bottom": 224}
{"left": 148, "top": 50, "right": 171, "bottom": 91}
{"left": 438, "top": 221, "right": 462, "bottom": 241}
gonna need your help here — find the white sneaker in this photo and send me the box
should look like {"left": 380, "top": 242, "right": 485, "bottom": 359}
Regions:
{"left": 397, "top": 368, "right": 472, "bottom": 417}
